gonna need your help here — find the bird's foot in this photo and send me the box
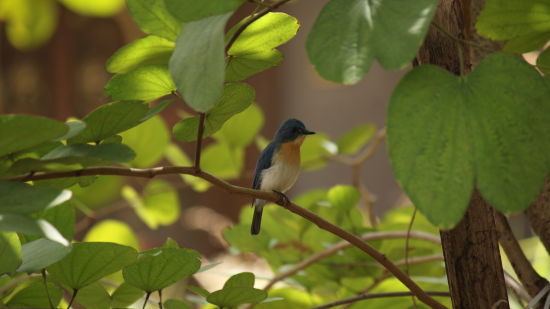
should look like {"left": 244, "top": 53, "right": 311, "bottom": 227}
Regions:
{"left": 273, "top": 190, "right": 290, "bottom": 206}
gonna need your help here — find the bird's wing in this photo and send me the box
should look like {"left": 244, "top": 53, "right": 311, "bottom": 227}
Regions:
{"left": 252, "top": 142, "right": 278, "bottom": 190}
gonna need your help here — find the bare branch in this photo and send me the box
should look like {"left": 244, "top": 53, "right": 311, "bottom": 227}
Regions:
{"left": 6, "top": 167, "right": 446, "bottom": 308}
{"left": 311, "top": 291, "right": 450, "bottom": 309}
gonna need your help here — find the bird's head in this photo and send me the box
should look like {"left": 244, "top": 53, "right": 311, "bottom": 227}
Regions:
{"left": 274, "top": 118, "right": 315, "bottom": 143}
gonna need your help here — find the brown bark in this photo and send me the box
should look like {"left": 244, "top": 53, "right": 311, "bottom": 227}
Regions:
{"left": 417, "top": 0, "right": 509, "bottom": 307}
{"left": 525, "top": 178, "right": 550, "bottom": 254}
{"left": 495, "top": 211, "right": 549, "bottom": 298}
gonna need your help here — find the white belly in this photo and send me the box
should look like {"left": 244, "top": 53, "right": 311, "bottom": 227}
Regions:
{"left": 259, "top": 159, "right": 300, "bottom": 193}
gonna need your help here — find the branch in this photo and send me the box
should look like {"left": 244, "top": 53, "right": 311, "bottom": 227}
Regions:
{"left": 6, "top": 166, "right": 446, "bottom": 308}
{"left": 195, "top": 112, "right": 206, "bottom": 171}
{"left": 494, "top": 211, "right": 549, "bottom": 297}
{"left": 225, "top": 0, "right": 292, "bottom": 53}
{"left": 311, "top": 291, "right": 451, "bottom": 309}
{"left": 263, "top": 230, "right": 441, "bottom": 290}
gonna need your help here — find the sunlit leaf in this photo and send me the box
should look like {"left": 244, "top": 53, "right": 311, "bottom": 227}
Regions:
{"left": 111, "top": 282, "right": 145, "bottom": 308}
{"left": 306, "top": 0, "right": 436, "bottom": 84}
{"left": 0, "top": 115, "right": 68, "bottom": 157}
{"left": 123, "top": 247, "right": 201, "bottom": 292}
{"left": 173, "top": 83, "right": 255, "bottom": 142}
{"left": 0, "top": 232, "right": 21, "bottom": 275}
{"left": 47, "top": 242, "right": 137, "bottom": 289}
{"left": 59, "top": 0, "right": 124, "bottom": 17}
{"left": 207, "top": 287, "right": 267, "bottom": 307}
{"left": 68, "top": 101, "right": 149, "bottom": 144}
{"left": 226, "top": 49, "right": 283, "bottom": 82}
{"left": 165, "top": 0, "right": 243, "bottom": 22}
{"left": 126, "top": 0, "right": 181, "bottom": 41}
{"left": 2, "top": 0, "right": 57, "bottom": 50}
{"left": 84, "top": 220, "right": 140, "bottom": 250}
{"left": 301, "top": 133, "right": 337, "bottom": 171}
{"left": 215, "top": 104, "right": 264, "bottom": 147}
{"left": 105, "top": 65, "right": 176, "bottom": 102}
{"left": 387, "top": 53, "right": 550, "bottom": 227}
{"left": 120, "top": 115, "right": 169, "bottom": 168}
{"left": 107, "top": 35, "right": 175, "bottom": 74}
{"left": 201, "top": 142, "right": 244, "bottom": 179}
{"left": 169, "top": 13, "right": 232, "bottom": 112}
{"left": 337, "top": 124, "right": 375, "bottom": 155}
{"left": 0, "top": 215, "right": 68, "bottom": 245}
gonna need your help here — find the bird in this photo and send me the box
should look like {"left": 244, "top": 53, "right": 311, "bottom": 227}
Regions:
{"left": 251, "top": 118, "right": 315, "bottom": 235}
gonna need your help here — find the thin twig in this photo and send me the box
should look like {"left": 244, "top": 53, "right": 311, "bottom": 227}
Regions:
{"left": 405, "top": 208, "right": 418, "bottom": 308}
{"left": 6, "top": 166, "right": 446, "bottom": 308}
{"left": 143, "top": 292, "right": 151, "bottom": 309}
{"left": 195, "top": 113, "right": 206, "bottom": 171}
{"left": 312, "top": 291, "right": 451, "bottom": 309}
{"left": 225, "top": 0, "right": 292, "bottom": 53}
{"left": 263, "top": 230, "right": 441, "bottom": 290}
{"left": 159, "top": 289, "right": 163, "bottom": 309}
{"left": 42, "top": 269, "right": 55, "bottom": 309}
{"left": 430, "top": 21, "right": 490, "bottom": 51}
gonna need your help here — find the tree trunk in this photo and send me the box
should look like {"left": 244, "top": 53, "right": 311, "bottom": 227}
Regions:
{"left": 417, "top": 0, "right": 509, "bottom": 308}
{"left": 525, "top": 177, "right": 550, "bottom": 254}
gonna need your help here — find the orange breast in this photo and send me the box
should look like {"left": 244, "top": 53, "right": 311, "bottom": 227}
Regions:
{"left": 277, "top": 140, "right": 302, "bottom": 167}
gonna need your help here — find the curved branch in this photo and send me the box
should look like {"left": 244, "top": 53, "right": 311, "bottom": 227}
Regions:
{"left": 311, "top": 291, "right": 451, "bottom": 309}
{"left": 6, "top": 167, "right": 446, "bottom": 308}
{"left": 263, "top": 230, "right": 440, "bottom": 290}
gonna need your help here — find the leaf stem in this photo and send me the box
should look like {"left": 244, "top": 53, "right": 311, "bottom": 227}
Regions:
{"left": 67, "top": 288, "right": 78, "bottom": 309}
{"left": 143, "top": 292, "right": 151, "bottom": 309}
{"left": 41, "top": 269, "right": 55, "bottom": 309}
{"left": 158, "top": 289, "right": 163, "bottom": 309}
{"left": 194, "top": 112, "right": 206, "bottom": 172}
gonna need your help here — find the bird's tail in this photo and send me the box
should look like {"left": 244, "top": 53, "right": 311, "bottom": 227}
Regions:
{"left": 251, "top": 204, "right": 263, "bottom": 235}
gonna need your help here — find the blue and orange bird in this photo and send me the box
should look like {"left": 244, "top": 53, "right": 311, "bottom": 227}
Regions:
{"left": 251, "top": 118, "right": 315, "bottom": 235}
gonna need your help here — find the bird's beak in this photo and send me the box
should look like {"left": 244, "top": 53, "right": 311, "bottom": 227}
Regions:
{"left": 303, "top": 130, "right": 315, "bottom": 135}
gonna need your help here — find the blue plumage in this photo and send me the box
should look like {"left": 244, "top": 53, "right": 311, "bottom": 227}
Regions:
{"left": 251, "top": 118, "right": 315, "bottom": 235}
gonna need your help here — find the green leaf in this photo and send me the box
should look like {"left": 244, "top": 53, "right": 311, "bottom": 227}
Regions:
{"left": 224, "top": 272, "right": 255, "bottom": 288}
{"left": 306, "top": 0, "right": 436, "bottom": 84}
{"left": 126, "top": 0, "right": 181, "bottom": 41}
{"left": 84, "top": 220, "right": 140, "bottom": 250}
{"left": 207, "top": 287, "right": 267, "bottom": 307}
{"left": 228, "top": 13, "right": 299, "bottom": 56}
{"left": 337, "top": 124, "right": 375, "bottom": 155}
{"left": 123, "top": 247, "right": 201, "bottom": 292}
{"left": 107, "top": 35, "right": 175, "bottom": 74}
{"left": 215, "top": 104, "right": 264, "bottom": 147}
{"left": 57, "top": 120, "right": 86, "bottom": 141}
{"left": 121, "top": 180, "right": 180, "bottom": 229}
{"left": 47, "top": 242, "right": 137, "bottom": 289}
{"left": 0, "top": 182, "right": 71, "bottom": 214}
{"left": 387, "top": 53, "right": 550, "bottom": 227}
{"left": 164, "top": 144, "right": 211, "bottom": 192}
{"left": 164, "top": 299, "right": 192, "bottom": 309}
{"left": 226, "top": 49, "right": 283, "bottom": 82}
{"left": 71, "top": 176, "right": 123, "bottom": 209}
{"left": 120, "top": 115, "right": 169, "bottom": 167}
{"left": 0, "top": 232, "right": 21, "bottom": 275}
{"left": 74, "top": 282, "right": 111, "bottom": 309}
{"left": 476, "top": 0, "right": 550, "bottom": 42}
{"left": 5, "top": 279, "right": 62, "bottom": 308}
{"left": 39, "top": 202, "right": 75, "bottom": 241}
{"left": 537, "top": 47, "right": 550, "bottom": 75}
{"left": 17, "top": 238, "right": 70, "bottom": 273}
{"left": 169, "top": 13, "right": 232, "bottom": 112}
{"left": 105, "top": 65, "right": 176, "bottom": 102}
{"left": 502, "top": 31, "right": 550, "bottom": 53}
{"left": 187, "top": 285, "right": 210, "bottom": 297}
{"left": 301, "top": 133, "right": 337, "bottom": 171}
{"left": 42, "top": 143, "right": 136, "bottom": 163}
{"left": 0, "top": 215, "right": 68, "bottom": 245}
{"left": 142, "top": 100, "right": 172, "bottom": 122}
{"left": 327, "top": 185, "right": 360, "bottom": 211}
{"left": 68, "top": 101, "right": 149, "bottom": 144}
{"left": 110, "top": 282, "right": 145, "bottom": 308}
{"left": 0, "top": 115, "right": 68, "bottom": 157}
{"left": 201, "top": 142, "right": 244, "bottom": 179}
{"left": 165, "top": 0, "right": 243, "bottom": 22}
{"left": 173, "top": 83, "right": 256, "bottom": 142}
{"left": 2, "top": 0, "right": 57, "bottom": 50}
{"left": 59, "top": 0, "right": 124, "bottom": 17}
